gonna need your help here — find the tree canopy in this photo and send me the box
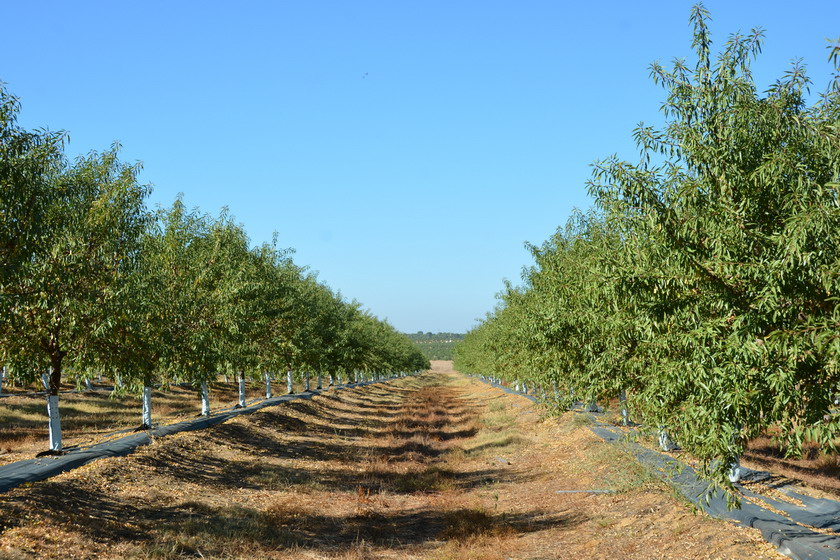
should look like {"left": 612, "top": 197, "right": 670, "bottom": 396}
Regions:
{"left": 455, "top": 5, "right": 840, "bottom": 493}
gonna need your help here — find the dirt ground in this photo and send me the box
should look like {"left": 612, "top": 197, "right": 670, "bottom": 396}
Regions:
{"left": 0, "top": 377, "right": 312, "bottom": 466}
{"left": 0, "top": 361, "right": 783, "bottom": 559}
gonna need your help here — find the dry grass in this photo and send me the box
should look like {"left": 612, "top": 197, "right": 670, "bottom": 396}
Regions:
{"left": 0, "top": 367, "right": 785, "bottom": 559}
{"left": 0, "top": 377, "right": 321, "bottom": 464}
{"left": 743, "top": 434, "right": 840, "bottom": 497}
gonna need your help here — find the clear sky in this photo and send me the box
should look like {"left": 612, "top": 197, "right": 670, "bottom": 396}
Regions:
{"left": 2, "top": 1, "right": 838, "bottom": 333}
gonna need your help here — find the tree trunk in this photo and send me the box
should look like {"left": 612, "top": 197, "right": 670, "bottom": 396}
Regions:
{"left": 142, "top": 385, "right": 153, "bottom": 429}
{"left": 47, "top": 393, "right": 62, "bottom": 451}
{"left": 238, "top": 371, "right": 246, "bottom": 407}
{"left": 85, "top": 378, "right": 94, "bottom": 392}
{"left": 46, "top": 359, "right": 63, "bottom": 451}
{"left": 304, "top": 371, "right": 310, "bottom": 392}
{"left": 201, "top": 382, "right": 211, "bottom": 416}
{"left": 287, "top": 368, "right": 294, "bottom": 394}
{"left": 728, "top": 427, "right": 742, "bottom": 482}
{"left": 0, "top": 366, "right": 5, "bottom": 396}
{"left": 265, "top": 372, "right": 272, "bottom": 399}
{"left": 316, "top": 372, "right": 322, "bottom": 390}
{"left": 619, "top": 389, "right": 630, "bottom": 426}
{"left": 658, "top": 428, "right": 679, "bottom": 451}
{"left": 728, "top": 457, "right": 742, "bottom": 483}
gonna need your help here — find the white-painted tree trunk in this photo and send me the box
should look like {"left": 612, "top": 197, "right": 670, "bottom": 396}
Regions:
{"left": 201, "top": 382, "right": 211, "bottom": 416}
{"left": 142, "top": 386, "right": 153, "bottom": 428}
{"left": 522, "top": 382, "right": 529, "bottom": 394}
{"left": 304, "top": 371, "right": 310, "bottom": 391}
{"left": 265, "top": 372, "right": 272, "bottom": 399}
{"left": 728, "top": 457, "right": 742, "bottom": 483}
{"left": 0, "top": 366, "right": 5, "bottom": 395}
{"left": 238, "top": 372, "right": 246, "bottom": 407}
{"left": 287, "top": 369, "right": 294, "bottom": 394}
{"left": 728, "top": 426, "right": 743, "bottom": 482}
{"left": 317, "top": 372, "right": 322, "bottom": 390}
{"left": 619, "top": 389, "right": 630, "bottom": 426}
{"left": 47, "top": 394, "right": 62, "bottom": 451}
{"left": 41, "top": 372, "right": 50, "bottom": 392}
{"left": 85, "top": 378, "right": 94, "bottom": 392}
{"left": 658, "top": 428, "right": 679, "bottom": 451}
{"left": 329, "top": 373, "right": 334, "bottom": 387}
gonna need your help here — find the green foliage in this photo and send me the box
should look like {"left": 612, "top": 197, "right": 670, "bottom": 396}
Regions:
{"left": 2, "top": 141, "right": 150, "bottom": 393}
{"left": 0, "top": 82, "right": 427, "bottom": 412}
{"left": 455, "top": 4, "right": 840, "bottom": 492}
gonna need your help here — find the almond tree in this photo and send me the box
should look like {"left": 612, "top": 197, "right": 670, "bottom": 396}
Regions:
{"left": 457, "top": 6, "right": 840, "bottom": 496}
{"left": 0, "top": 83, "right": 65, "bottom": 369}
{"left": 3, "top": 145, "right": 149, "bottom": 451}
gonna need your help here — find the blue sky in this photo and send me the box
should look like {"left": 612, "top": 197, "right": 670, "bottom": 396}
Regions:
{"left": 2, "top": 1, "right": 838, "bottom": 333}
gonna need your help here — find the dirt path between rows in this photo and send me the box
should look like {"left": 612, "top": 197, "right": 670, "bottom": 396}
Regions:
{"left": 0, "top": 365, "right": 782, "bottom": 559}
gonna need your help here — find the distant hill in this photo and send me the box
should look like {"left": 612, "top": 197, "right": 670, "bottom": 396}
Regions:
{"left": 404, "top": 332, "right": 465, "bottom": 361}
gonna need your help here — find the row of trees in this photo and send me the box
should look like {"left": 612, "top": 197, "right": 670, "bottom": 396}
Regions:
{"left": 455, "top": 6, "right": 840, "bottom": 493}
{"left": 0, "top": 82, "right": 428, "bottom": 451}
{"left": 405, "top": 332, "right": 465, "bottom": 360}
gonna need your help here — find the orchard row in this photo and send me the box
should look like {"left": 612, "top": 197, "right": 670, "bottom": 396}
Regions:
{"left": 454, "top": 8, "right": 840, "bottom": 492}
{"left": 0, "top": 83, "right": 428, "bottom": 451}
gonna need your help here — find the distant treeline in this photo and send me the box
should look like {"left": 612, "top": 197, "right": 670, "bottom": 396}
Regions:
{"left": 404, "top": 332, "right": 465, "bottom": 360}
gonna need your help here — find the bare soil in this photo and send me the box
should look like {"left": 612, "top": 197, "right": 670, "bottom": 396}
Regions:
{"left": 0, "top": 362, "right": 783, "bottom": 559}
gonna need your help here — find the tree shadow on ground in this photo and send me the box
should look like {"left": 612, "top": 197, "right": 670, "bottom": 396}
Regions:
{"left": 3, "top": 477, "right": 582, "bottom": 556}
